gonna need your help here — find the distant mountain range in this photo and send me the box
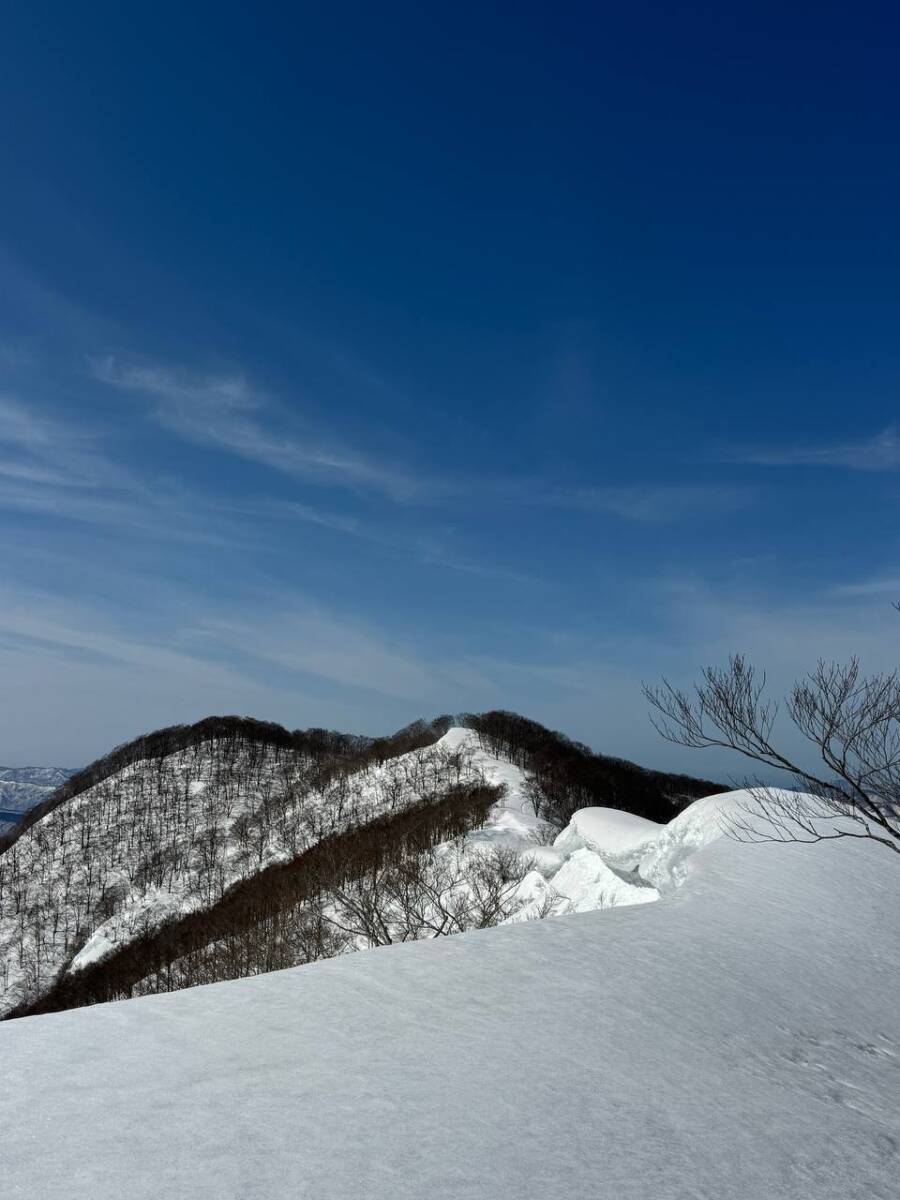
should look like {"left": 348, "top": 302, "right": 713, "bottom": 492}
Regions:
{"left": 0, "top": 767, "right": 77, "bottom": 833}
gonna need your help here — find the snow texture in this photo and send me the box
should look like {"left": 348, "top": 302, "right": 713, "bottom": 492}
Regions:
{"left": 1, "top": 812, "right": 898, "bottom": 1199}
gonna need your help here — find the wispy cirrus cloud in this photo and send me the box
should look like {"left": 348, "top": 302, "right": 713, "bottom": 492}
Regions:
{"left": 536, "top": 483, "right": 754, "bottom": 522}
{"left": 0, "top": 388, "right": 103, "bottom": 472}
{"left": 828, "top": 576, "right": 900, "bottom": 598}
{"left": 90, "top": 356, "right": 425, "bottom": 501}
{"left": 1, "top": 383, "right": 386, "bottom": 549}
{"left": 467, "top": 478, "right": 755, "bottom": 524}
{"left": 0, "top": 393, "right": 247, "bottom": 545}
{"left": 0, "top": 387, "right": 537, "bottom": 575}
{"left": 90, "top": 356, "right": 754, "bottom": 526}
{"left": 736, "top": 426, "right": 900, "bottom": 471}
{"left": 0, "top": 394, "right": 115, "bottom": 487}
{"left": 0, "top": 581, "right": 497, "bottom": 762}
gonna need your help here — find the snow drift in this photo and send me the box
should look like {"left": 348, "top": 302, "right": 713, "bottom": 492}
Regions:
{"left": 2, "top": 771, "right": 898, "bottom": 1198}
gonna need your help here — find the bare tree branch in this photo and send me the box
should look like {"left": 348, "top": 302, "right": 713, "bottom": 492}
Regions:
{"left": 644, "top": 654, "right": 900, "bottom": 855}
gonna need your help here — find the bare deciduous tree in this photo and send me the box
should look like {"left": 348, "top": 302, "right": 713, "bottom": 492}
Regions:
{"left": 644, "top": 655, "right": 900, "bottom": 855}
{"left": 324, "top": 839, "right": 530, "bottom": 946}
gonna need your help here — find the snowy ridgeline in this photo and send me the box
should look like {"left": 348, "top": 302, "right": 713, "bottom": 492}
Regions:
{"left": 436, "top": 731, "right": 784, "bottom": 919}
{"left": 0, "top": 727, "right": 800, "bottom": 1016}
{"left": 0, "top": 733, "right": 488, "bottom": 1015}
{"left": 2, "top": 775, "right": 899, "bottom": 1198}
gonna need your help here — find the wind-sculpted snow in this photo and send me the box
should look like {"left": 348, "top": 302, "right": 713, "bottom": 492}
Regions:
{"left": 1, "top": 813, "right": 898, "bottom": 1199}
{"left": 418, "top": 731, "right": 661, "bottom": 921}
{"left": 554, "top": 806, "right": 662, "bottom": 864}
{"left": 550, "top": 788, "right": 810, "bottom": 896}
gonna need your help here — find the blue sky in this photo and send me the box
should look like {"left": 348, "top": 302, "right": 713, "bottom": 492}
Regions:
{"left": 1, "top": 2, "right": 899, "bottom": 768}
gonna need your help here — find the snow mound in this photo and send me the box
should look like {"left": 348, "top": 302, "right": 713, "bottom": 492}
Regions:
{"left": 550, "top": 848, "right": 658, "bottom": 913}
{"left": 554, "top": 807, "right": 661, "bottom": 868}
{"left": 437, "top": 734, "right": 762, "bottom": 918}
{"left": 552, "top": 788, "right": 813, "bottom": 896}
{"left": 637, "top": 787, "right": 805, "bottom": 892}
{"left": 2, "top": 828, "right": 898, "bottom": 1199}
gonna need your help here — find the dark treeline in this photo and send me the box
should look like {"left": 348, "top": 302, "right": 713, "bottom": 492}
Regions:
{"left": 462, "top": 710, "right": 725, "bottom": 826}
{"left": 7, "top": 781, "right": 497, "bottom": 1018}
{"left": 0, "top": 714, "right": 454, "bottom": 854}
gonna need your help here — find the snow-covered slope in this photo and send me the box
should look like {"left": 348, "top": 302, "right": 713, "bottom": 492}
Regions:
{"left": 2, "top": 806, "right": 897, "bottom": 1199}
{"left": 0, "top": 731, "right": 494, "bottom": 1014}
{"left": 0, "top": 727, "right": 771, "bottom": 1015}
{"left": 439, "top": 729, "right": 660, "bottom": 918}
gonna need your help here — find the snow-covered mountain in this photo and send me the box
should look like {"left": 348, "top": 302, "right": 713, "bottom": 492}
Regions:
{"left": 0, "top": 716, "right": 720, "bottom": 1018}
{"left": 0, "top": 723, "right": 494, "bottom": 1015}
{"left": 2, "top": 769, "right": 898, "bottom": 1198}
{"left": 0, "top": 766, "right": 76, "bottom": 833}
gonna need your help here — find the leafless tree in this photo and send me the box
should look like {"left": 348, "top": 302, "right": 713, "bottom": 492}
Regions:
{"left": 644, "top": 655, "right": 900, "bottom": 855}
{"left": 1, "top": 726, "right": 499, "bottom": 1015}
{"left": 324, "top": 839, "right": 530, "bottom": 946}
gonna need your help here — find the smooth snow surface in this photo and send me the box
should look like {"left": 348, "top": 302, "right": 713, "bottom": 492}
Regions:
{"left": 555, "top": 806, "right": 661, "bottom": 861}
{"left": 555, "top": 788, "right": 810, "bottom": 896}
{"left": 2, "top": 828, "right": 899, "bottom": 1199}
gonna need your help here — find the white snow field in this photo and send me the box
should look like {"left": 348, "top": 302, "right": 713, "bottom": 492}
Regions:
{"left": 2, "top": 795, "right": 899, "bottom": 1199}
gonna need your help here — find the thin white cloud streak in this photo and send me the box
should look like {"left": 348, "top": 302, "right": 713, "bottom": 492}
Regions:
{"left": 0, "top": 583, "right": 473, "bottom": 706}
{"left": 736, "top": 426, "right": 900, "bottom": 471}
{"left": 0, "top": 479, "right": 250, "bottom": 547}
{"left": 0, "top": 459, "right": 89, "bottom": 487}
{"left": 0, "top": 584, "right": 499, "bottom": 764}
{"left": 828, "top": 577, "right": 900, "bottom": 598}
{"left": 90, "top": 356, "right": 760, "bottom": 525}
{"left": 0, "top": 397, "right": 236, "bottom": 546}
{"left": 1, "top": 572, "right": 895, "bottom": 775}
{"left": 0, "top": 393, "right": 133, "bottom": 492}
{"left": 90, "top": 356, "right": 424, "bottom": 501}
{"left": 533, "top": 483, "right": 754, "bottom": 522}
{"left": 414, "top": 543, "right": 537, "bottom": 584}
{"left": 219, "top": 498, "right": 365, "bottom": 537}
{"left": 0, "top": 601, "right": 231, "bottom": 680}
{"left": 0, "top": 390, "right": 539, "bottom": 576}
{"left": 198, "top": 612, "right": 437, "bottom": 700}
{"left": 0, "top": 393, "right": 344, "bottom": 548}
{"left": 206, "top": 497, "right": 537, "bottom": 582}
{"left": 0, "top": 395, "right": 201, "bottom": 539}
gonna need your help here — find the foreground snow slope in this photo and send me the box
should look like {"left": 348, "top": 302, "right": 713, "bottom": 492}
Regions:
{"left": 2, "top": 823, "right": 898, "bottom": 1199}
